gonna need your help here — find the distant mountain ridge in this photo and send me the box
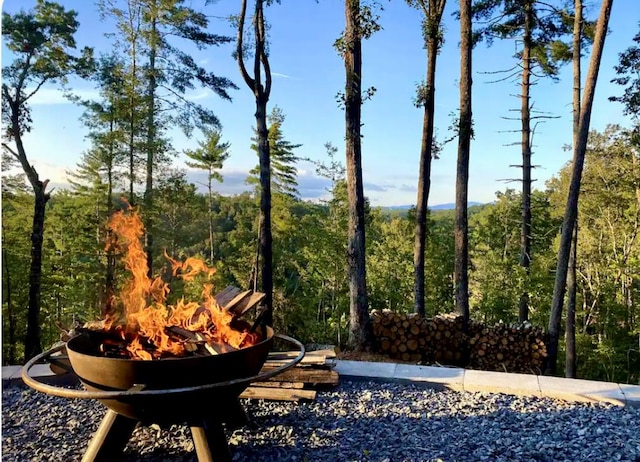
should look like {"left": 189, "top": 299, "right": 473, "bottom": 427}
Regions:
{"left": 383, "top": 201, "right": 484, "bottom": 211}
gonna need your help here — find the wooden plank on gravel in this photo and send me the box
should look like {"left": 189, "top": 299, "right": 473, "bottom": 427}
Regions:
{"left": 251, "top": 381, "right": 305, "bottom": 389}
{"left": 258, "top": 368, "right": 339, "bottom": 385}
{"left": 266, "top": 349, "right": 336, "bottom": 366}
{"left": 240, "top": 387, "right": 317, "bottom": 401}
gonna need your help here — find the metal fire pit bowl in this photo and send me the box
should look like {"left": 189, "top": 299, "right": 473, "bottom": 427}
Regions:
{"left": 22, "top": 328, "right": 304, "bottom": 462}
{"left": 22, "top": 327, "right": 304, "bottom": 423}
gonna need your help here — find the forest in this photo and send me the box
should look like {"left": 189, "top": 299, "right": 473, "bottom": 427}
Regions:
{"left": 2, "top": 0, "right": 639, "bottom": 385}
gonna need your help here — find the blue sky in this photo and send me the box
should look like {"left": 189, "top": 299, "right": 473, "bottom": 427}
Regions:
{"left": 1, "top": 0, "right": 637, "bottom": 206}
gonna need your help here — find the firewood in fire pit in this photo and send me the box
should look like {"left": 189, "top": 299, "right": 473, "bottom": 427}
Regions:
{"left": 164, "top": 326, "right": 237, "bottom": 356}
{"left": 190, "top": 286, "right": 266, "bottom": 320}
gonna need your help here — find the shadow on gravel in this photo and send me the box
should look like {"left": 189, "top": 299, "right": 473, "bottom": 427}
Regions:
{"left": 3, "top": 382, "right": 639, "bottom": 462}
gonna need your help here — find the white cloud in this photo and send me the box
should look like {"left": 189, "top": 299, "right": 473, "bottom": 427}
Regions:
{"left": 185, "top": 89, "right": 214, "bottom": 101}
{"left": 271, "top": 72, "right": 293, "bottom": 79}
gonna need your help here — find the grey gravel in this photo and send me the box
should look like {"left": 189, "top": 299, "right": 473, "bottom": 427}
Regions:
{"left": 2, "top": 380, "right": 639, "bottom": 462}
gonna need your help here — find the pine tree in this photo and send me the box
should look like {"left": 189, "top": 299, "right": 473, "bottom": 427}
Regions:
{"left": 184, "top": 129, "right": 230, "bottom": 263}
{"left": 249, "top": 107, "right": 302, "bottom": 198}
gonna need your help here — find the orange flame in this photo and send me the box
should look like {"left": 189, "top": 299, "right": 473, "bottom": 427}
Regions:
{"left": 102, "top": 206, "right": 259, "bottom": 360}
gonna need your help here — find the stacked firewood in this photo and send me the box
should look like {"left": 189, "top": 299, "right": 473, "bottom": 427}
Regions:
{"left": 371, "top": 311, "right": 466, "bottom": 365}
{"left": 241, "top": 347, "right": 339, "bottom": 402}
{"left": 371, "top": 310, "right": 547, "bottom": 373}
{"left": 468, "top": 323, "right": 547, "bottom": 374}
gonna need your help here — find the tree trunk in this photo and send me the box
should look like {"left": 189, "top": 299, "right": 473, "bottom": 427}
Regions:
{"left": 565, "top": 222, "right": 578, "bottom": 378}
{"left": 345, "top": 0, "right": 372, "bottom": 351}
{"left": 454, "top": 0, "right": 472, "bottom": 327}
{"left": 105, "top": 114, "right": 116, "bottom": 316}
{"left": 8, "top": 105, "right": 50, "bottom": 361}
{"left": 518, "top": 0, "right": 533, "bottom": 323}
{"left": 25, "top": 186, "right": 48, "bottom": 360}
{"left": 128, "top": 30, "right": 138, "bottom": 205}
{"left": 565, "top": 0, "right": 582, "bottom": 380}
{"left": 546, "top": 0, "right": 613, "bottom": 375}
{"left": 3, "top": 248, "right": 16, "bottom": 365}
{"left": 208, "top": 170, "right": 215, "bottom": 264}
{"left": 572, "top": 0, "right": 582, "bottom": 150}
{"left": 144, "top": 14, "right": 158, "bottom": 278}
{"left": 256, "top": 96, "right": 274, "bottom": 327}
{"left": 414, "top": 1, "right": 446, "bottom": 317}
{"left": 237, "top": 0, "right": 274, "bottom": 326}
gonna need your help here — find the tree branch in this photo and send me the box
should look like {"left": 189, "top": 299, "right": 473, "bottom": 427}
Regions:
{"left": 236, "top": 0, "right": 255, "bottom": 89}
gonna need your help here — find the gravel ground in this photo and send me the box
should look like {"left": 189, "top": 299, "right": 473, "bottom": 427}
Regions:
{"left": 2, "top": 380, "right": 639, "bottom": 462}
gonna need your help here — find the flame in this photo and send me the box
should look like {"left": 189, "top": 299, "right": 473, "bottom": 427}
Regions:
{"left": 102, "top": 206, "right": 260, "bottom": 360}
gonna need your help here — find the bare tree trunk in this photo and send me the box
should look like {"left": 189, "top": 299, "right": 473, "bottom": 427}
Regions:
{"left": 256, "top": 95, "right": 273, "bottom": 326}
{"left": 413, "top": 0, "right": 446, "bottom": 318}
{"left": 25, "top": 186, "right": 48, "bottom": 360}
{"left": 3, "top": 248, "right": 16, "bottom": 365}
{"left": 572, "top": 0, "right": 582, "bottom": 150}
{"left": 208, "top": 170, "right": 215, "bottom": 264}
{"left": 105, "top": 114, "right": 116, "bottom": 316}
{"left": 518, "top": 0, "right": 533, "bottom": 323}
{"left": 129, "top": 77, "right": 136, "bottom": 204}
{"left": 546, "top": 0, "right": 613, "bottom": 375}
{"left": 237, "top": 0, "right": 273, "bottom": 326}
{"left": 565, "top": 0, "right": 582, "bottom": 380}
{"left": 454, "top": 0, "right": 472, "bottom": 327}
{"left": 345, "top": 0, "right": 372, "bottom": 351}
{"left": 126, "top": 0, "right": 140, "bottom": 205}
{"left": 5, "top": 108, "right": 50, "bottom": 361}
{"left": 144, "top": 14, "right": 158, "bottom": 278}
{"left": 565, "top": 222, "right": 578, "bottom": 378}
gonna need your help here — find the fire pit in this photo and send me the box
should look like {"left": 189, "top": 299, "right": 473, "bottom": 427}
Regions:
{"left": 21, "top": 206, "right": 305, "bottom": 461}
{"left": 21, "top": 329, "right": 304, "bottom": 462}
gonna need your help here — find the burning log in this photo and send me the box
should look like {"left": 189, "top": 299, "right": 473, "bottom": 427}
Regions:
{"left": 165, "top": 326, "right": 238, "bottom": 356}
{"left": 231, "top": 292, "right": 266, "bottom": 317}
{"left": 71, "top": 208, "right": 265, "bottom": 361}
{"left": 213, "top": 286, "right": 244, "bottom": 308}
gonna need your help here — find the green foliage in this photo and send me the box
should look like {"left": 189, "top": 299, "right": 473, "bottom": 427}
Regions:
{"left": 546, "top": 125, "right": 640, "bottom": 382}
{"left": 367, "top": 218, "right": 413, "bottom": 311}
{"left": 334, "top": 1, "right": 384, "bottom": 56}
{"left": 249, "top": 107, "right": 302, "bottom": 198}
{"left": 184, "top": 129, "right": 230, "bottom": 185}
{"left": 610, "top": 24, "right": 640, "bottom": 122}
{"left": 471, "top": 0, "right": 582, "bottom": 78}
{"left": 2, "top": 189, "right": 32, "bottom": 364}
{"left": 469, "top": 188, "right": 559, "bottom": 324}
{"left": 2, "top": 0, "right": 94, "bottom": 138}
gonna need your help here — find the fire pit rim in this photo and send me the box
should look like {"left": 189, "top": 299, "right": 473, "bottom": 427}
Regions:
{"left": 21, "top": 332, "right": 305, "bottom": 400}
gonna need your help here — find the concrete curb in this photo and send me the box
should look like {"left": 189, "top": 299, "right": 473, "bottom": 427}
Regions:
{"left": 5, "top": 361, "right": 640, "bottom": 408}
{"left": 332, "top": 360, "right": 640, "bottom": 408}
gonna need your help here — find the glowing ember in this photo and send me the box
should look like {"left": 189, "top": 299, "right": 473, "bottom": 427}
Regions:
{"left": 96, "top": 206, "right": 260, "bottom": 360}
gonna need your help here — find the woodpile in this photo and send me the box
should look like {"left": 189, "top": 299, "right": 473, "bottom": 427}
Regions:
{"left": 371, "top": 310, "right": 548, "bottom": 374}
{"left": 468, "top": 323, "right": 547, "bottom": 374}
{"left": 240, "top": 348, "right": 339, "bottom": 402}
{"left": 371, "top": 310, "right": 466, "bottom": 365}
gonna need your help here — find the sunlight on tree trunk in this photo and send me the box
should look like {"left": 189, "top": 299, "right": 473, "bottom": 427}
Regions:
{"left": 547, "top": 0, "right": 614, "bottom": 375}
{"left": 455, "top": 0, "right": 472, "bottom": 327}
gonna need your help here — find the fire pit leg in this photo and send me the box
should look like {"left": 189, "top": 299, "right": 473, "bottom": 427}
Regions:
{"left": 190, "top": 418, "right": 231, "bottom": 462}
{"left": 82, "top": 410, "right": 138, "bottom": 462}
